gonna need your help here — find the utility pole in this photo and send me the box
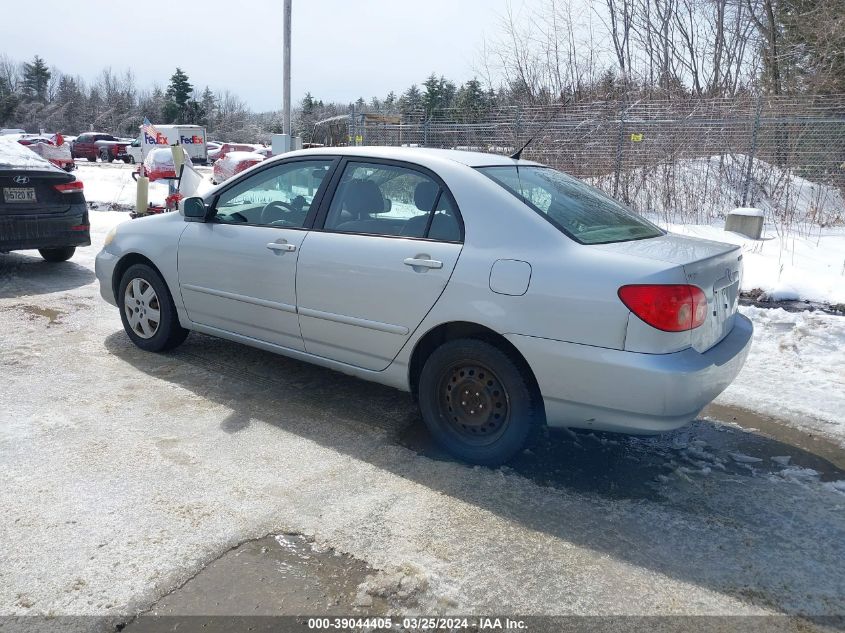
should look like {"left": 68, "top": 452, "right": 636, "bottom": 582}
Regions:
{"left": 283, "top": 0, "right": 292, "bottom": 136}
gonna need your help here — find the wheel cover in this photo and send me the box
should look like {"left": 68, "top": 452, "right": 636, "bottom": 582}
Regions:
{"left": 437, "top": 362, "right": 510, "bottom": 445}
{"left": 123, "top": 278, "right": 161, "bottom": 339}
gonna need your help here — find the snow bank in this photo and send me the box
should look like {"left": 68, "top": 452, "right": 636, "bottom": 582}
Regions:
{"left": 716, "top": 306, "right": 845, "bottom": 446}
{"left": 660, "top": 221, "right": 845, "bottom": 305}
{"left": 594, "top": 154, "right": 845, "bottom": 227}
{"left": 0, "top": 136, "right": 59, "bottom": 171}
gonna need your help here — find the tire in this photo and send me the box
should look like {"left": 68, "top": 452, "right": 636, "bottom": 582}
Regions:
{"left": 87, "top": 156, "right": 96, "bottom": 162}
{"left": 118, "top": 263, "right": 189, "bottom": 352}
{"left": 418, "top": 338, "right": 541, "bottom": 466}
{"left": 128, "top": 156, "right": 136, "bottom": 164}
{"left": 101, "top": 151, "right": 113, "bottom": 163}
{"left": 38, "top": 247, "right": 75, "bottom": 262}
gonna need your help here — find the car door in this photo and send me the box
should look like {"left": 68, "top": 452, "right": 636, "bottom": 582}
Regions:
{"left": 296, "top": 159, "right": 464, "bottom": 371}
{"left": 178, "top": 157, "right": 336, "bottom": 351}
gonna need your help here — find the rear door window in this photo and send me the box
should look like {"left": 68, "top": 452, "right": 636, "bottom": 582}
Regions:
{"left": 323, "top": 161, "right": 461, "bottom": 241}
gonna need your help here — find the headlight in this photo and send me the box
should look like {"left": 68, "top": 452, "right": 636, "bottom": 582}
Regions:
{"left": 103, "top": 226, "right": 117, "bottom": 247}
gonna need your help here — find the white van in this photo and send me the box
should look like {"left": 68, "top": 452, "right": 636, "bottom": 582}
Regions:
{"left": 127, "top": 124, "right": 208, "bottom": 165}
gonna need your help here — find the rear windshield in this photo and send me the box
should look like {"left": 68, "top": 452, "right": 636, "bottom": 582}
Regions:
{"left": 478, "top": 165, "right": 664, "bottom": 245}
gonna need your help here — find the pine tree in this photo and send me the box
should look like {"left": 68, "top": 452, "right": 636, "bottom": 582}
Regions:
{"left": 456, "top": 78, "right": 488, "bottom": 121}
{"left": 22, "top": 55, "right": 51, "bottom": 101}
{"left": 422, "top": 74, "right": 455, "bottom": 116}
{"left": 163, "top": 67, "right": 193, "bottom": 122}
{"left": 399, "top": 85, "right": 423, "bottom": 114}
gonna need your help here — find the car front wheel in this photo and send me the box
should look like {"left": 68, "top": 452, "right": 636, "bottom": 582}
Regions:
{"left": 39, "top": 247, "right": 75, "bottom": 262}
{"left": 118, "top": 263, "right": 189, "bottom": 352}
{"left": 418, "top": 338, "right": 541, "bottom": 466}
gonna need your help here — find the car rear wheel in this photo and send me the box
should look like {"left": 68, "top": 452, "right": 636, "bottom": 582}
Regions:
{"left": 38, "top": 247, "right": 75, "bottom": 262}
{"left": 418, "top": 339, "right": 541, "bottom": 466}
{"left": 118, "top": 264, "right": 189, "bottom": 352}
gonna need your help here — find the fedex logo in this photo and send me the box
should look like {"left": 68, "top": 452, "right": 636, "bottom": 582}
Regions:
{"left": 180, "top": 135, "right": 203, "bottom": 144}
{"left": 143, "top": 132, "right": 168, "bottom": 145}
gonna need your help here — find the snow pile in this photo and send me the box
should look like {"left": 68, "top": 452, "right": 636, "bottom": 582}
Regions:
{"left": 74, "top": 163, "right": 212, "bottom": 210}
{"left": 595, "top": 154, "right": 845, "bottom": 227}
{"left": 0, "top": 136, "right": 59, "bottom": 171}
{"left": 716, "top": 306, "right": 845, "bottom": 446}
{"left": 660, "top": 221, "right": 845, "bottom": 305}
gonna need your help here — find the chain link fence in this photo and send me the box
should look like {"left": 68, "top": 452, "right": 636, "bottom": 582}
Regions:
{"left": 316, "top": 96, "right": 845, "bottom": 228}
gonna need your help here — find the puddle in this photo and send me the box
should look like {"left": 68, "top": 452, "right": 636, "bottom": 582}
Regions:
{"left": 2, "top": 304, "right": 66, "bottom": 325}
{"left": 703, "top": 403, "right": 845, "bottom": 474}
{"left": 123, "top": 534, "right": 387, "bottom": 631}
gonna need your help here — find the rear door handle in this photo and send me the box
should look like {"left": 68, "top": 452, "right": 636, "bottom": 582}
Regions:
{"left": 267, "top": 242, "right": 296, "bottom": 253}
{"left": 404, "top": 257, "right": 443, "bottom": 270}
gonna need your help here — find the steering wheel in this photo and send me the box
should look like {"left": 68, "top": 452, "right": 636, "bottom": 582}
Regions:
{"left": 260, "top": 200, "right": 295, "bottom": 225}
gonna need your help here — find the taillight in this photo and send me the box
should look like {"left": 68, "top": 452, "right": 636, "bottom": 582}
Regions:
{"left": 54, "top": 180, "right": 84, "bottom": 193}
{"left": 618, "top": 284, "right": 708, "bottom": 332}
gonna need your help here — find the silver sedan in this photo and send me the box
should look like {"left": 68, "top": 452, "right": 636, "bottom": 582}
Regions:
{"left": 96, "top": 147, "right": 752, "bottom": 465}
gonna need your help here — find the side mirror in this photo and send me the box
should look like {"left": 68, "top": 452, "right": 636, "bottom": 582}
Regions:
{"left": 182, "top": 196, "right": 211, "bottom": 222}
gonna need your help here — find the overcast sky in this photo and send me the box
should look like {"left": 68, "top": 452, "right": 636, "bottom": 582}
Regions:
{"left": 3, "top": 0, "right": 533, "bottom": 111}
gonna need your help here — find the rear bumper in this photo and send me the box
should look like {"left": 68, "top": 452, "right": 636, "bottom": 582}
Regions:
{"left": 0, "top": 207, "right": 91, "bottom": 251}
{"left": 507, "top": 313, "right": 753, "bottom": 434}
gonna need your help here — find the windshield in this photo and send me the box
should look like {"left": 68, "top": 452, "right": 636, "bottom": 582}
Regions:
{"left": 478, "top": 165, "right": 664, "bottom": 245}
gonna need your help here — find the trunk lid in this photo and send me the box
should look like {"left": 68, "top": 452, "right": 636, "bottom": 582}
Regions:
{"left": 0, "top": 169, "right": 76, "bottom": 215}
{"left": 595, "top": 233, "right": 743, "bottom": 351}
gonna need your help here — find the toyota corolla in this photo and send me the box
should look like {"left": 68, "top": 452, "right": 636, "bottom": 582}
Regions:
{"left": 96, "top": 147, "right": 752, "bottom": 465}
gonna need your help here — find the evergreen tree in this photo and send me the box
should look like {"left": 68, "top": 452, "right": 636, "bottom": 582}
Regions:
{"left": 399, "top": 85, "right": 423, "bottom": 114}
{"left": 421, "top": 74, "right": 455, "bottom": 116}
{"left": 199, "top": 86, "right": 216, "bottom": 126}
{"left": 22, "top": 55, "right": 51, "bottom": 101}
{"left": 163, "top": 67, "right": 193, "bottom": 122}
{"left": 456, "top": 78, "right": 488, "bottom": 121}
{"left": 301, "top": 92, "right": 315, "bottom": 115}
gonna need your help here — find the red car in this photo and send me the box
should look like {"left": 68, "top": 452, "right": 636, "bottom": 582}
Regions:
{"left": 70, "top": 133, "right": 131, "bottom": 163}
{"left": 212, "top": 151, "right": 264, "bottom": 184}
{"left": 209, "top": 143, "right": 258, "bottom": 163}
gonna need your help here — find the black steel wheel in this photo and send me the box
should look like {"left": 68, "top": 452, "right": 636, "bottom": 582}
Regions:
{"left": 438, "top": 362, "right": 510, "bottom": 445}
{"left": 418, "top": 338, "right": 541, "bottom": 465}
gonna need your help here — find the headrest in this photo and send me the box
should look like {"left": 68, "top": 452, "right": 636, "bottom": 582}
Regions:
{"left": 414, "top": 181, "right": 440, "bottom": 212}
{"left": 345, "top": 180, "right": 385, "bottom": 217}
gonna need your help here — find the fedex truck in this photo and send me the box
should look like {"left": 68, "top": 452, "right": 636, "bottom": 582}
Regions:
{"left": 127, "top": 124, "right": 208, "bottom": 165}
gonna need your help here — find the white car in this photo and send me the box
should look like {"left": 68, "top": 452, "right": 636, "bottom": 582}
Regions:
{"left": 95, "top": 147, "right": 752, "bottom": 464}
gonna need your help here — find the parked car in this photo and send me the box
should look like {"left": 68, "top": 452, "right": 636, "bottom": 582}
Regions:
{"left": 211, "top": 151, "right": 264, "bottom": 184}
{"left": 19, "top": 136, "right": 75, "bottom": 172}
{"left": 95, "top": 147, "right": 752, "bottom": 465}
{"left": 1, "top": 137, "right": 89, "bottom": 262}
{"left": 70, "top": 133, "right": 130, "bottom": 162}
{"left": 209, "top": 142, "right": 258, "bottom": 163}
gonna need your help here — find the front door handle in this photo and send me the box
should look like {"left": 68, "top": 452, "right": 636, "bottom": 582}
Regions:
{"left": 267, "top": 241, "right": 296, "bottom": 253}
{"left": 404, "top": 257, "right": 443, "bottom": 270}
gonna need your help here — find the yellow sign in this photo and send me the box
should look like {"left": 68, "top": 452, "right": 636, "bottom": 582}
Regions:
{"left": 630, "top": 133, "right": 643, "bottom": 142}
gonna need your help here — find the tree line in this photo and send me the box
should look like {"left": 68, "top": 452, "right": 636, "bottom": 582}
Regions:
{"left": 1, "top": 0, "right": 840, "bottom": 142}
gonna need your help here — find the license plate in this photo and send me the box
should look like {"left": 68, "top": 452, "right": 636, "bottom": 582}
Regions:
{"left": 3, "top": 187, "right": 36, "bottom": 203}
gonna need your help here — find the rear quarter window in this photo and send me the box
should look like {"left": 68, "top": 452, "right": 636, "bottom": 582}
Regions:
{"left": 479, "top": 165, "right": 664, "bottom": 245}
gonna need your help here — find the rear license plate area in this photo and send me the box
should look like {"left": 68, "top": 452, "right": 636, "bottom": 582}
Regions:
{"left": 3, "top": 187, "right": 36, "bottom": 203}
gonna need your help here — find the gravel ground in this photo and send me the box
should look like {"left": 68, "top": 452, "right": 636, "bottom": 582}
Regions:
{"left": 1, "top": 209, "right": 843, "bottom": 628}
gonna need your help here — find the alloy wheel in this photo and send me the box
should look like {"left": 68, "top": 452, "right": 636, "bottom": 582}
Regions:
{"left": 123, "top": 278, "right": 161, "bottom": 339}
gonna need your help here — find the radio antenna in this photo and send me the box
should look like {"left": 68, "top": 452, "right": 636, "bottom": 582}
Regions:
{"left": 510, "top": 100, "right": 569, "bottom": 160}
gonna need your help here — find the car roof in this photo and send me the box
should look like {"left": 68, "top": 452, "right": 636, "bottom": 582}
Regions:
{"left": 273, "top": 146, "right": 544, "bottom": 169}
